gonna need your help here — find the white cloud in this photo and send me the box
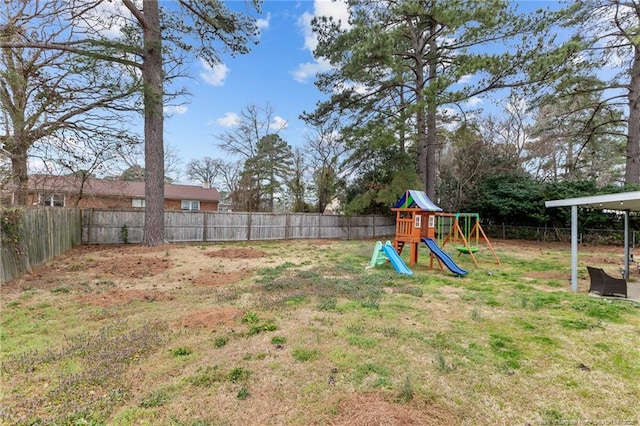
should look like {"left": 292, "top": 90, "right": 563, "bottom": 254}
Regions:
{"left": 271, "top": 116, "right": 288, "bottom": 131}
{"left": 256, "top": 12, "right": 271, "bottom": 32}
{"left": 299, "top": 11, "right": 318, "bottom": 52}
{"left": 216, "top": 112, "right": 240, "bottom": 127}
{"left": 583, "top": 3, "right": 633, "bottom": 71}
{"left": 77, "top": 1, "right": 134, "bottom": 39}
{"left": 312, "top": 0, "right": 351, "bottom": 32}
{"left": 199, "top": 58, "right": 229, "bottom": 86}
{"left": 292, "top": 59, "right": 333, "bottom": 83}
{"left": 333, "top": 80, "right": 369, "bottom": 95}
{"left": 438, "top": 107, "right": 460, "bottom": 132}
{"left": 466, "top": 97, "right": 483, "bottom": 107}
{"left": 293, "top": 0, "right": 350, "bottom": 83}
{"left": 164, "top": 105, "right": 188, "bottom": 115}
{"left": 457, "top": 74, "right": 473, "bottom": 84}
{"left": 439, "top": 107, "right": 457, "bottom": 118}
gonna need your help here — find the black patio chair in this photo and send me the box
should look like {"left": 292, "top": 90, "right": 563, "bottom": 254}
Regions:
{"left": 586, "top": 266, "right": 628, "bottom": 298}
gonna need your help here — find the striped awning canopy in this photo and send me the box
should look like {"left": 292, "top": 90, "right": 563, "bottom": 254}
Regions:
{"left": 393, "top": 190, "right": 442, "bottom": 211}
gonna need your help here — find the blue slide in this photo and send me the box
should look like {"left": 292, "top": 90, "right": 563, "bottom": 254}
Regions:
{"left": 421, "top": 238, "right": 468, "bottom": 276}
{"left": 381, "top": 242, "right": 413, "bottom": 275}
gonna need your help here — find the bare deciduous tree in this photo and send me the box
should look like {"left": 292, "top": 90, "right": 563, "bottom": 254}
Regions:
{"left": 186, "top": 157, "right": 224, "bottom": 187}
{"left": 216, "top": 103, "right": 286, "bottom": 159}
{"left": 0, "top": 0, "right": 142, "bottom": 205}
{"left": 304, "top": 120, "right": 346, "bottom": 213}
{"left": 1, "top": 0, "right": 261, "bottom": 245}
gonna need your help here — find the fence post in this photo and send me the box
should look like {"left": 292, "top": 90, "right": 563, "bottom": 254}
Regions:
{"left": 74, "top": 208, "right": 80, "bottom": 245}
{"left": 285, "top": 212, "right": 290, "bottom": 240}
{"left": 247, "top": 212, "right": 252, "bottom": 241}
{"left": 88, "top": 208, "right": 94, "bottom": 244}
{"left": 318, "top": 214, "right": 322, "bottom": 239}
{"left": 372, "top": 215, "right": 376, "bottom": 239}
{"left": 203, "top": 212, "right": 207, "bottom": 242}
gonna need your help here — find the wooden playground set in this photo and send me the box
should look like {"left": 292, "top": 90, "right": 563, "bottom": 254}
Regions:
{"left": 370, "top": 190, "right": 500, "bottom": 276}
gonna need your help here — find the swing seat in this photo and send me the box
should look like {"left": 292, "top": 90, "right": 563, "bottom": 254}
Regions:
{"left": 456, "top": 246, "right": 478, "bottom": 254}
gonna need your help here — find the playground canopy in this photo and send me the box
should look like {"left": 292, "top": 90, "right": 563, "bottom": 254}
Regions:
{"left": 393, "top": 190, "right": 443, "bottom": 211}
{"left": 545, "top": 190, "right": 640, "bottom": 293}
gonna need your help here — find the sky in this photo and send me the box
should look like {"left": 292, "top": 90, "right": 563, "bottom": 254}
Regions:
{"left": 162, "top": 0, "right": 350, "bottom": 182}
{"left": 18, "top": 0, "right": 573, "bottom": 183}
{"left": 163, "top": 0, "right": 570, "bottom": 184}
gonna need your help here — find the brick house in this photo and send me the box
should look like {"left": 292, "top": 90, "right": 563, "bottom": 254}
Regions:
{"left": 21, "top": 174, "right": 221, "bottom": 211}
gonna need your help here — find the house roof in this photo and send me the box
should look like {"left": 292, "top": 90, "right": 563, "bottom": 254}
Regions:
{"left": 28, "top": 174, "right": 221, "bottom": 202}
{"left": 392, "top": 190, "right": 443, "bottom": 211}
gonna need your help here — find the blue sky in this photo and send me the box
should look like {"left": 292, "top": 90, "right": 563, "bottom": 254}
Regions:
{"left": 21, "top": 1, "right": 585, "bottom": 181}
{"left": 164, "top": 1, "right": 568, "bottom": 183}
{"left": 163, "top": 1, "right": 349, "bottom": 178}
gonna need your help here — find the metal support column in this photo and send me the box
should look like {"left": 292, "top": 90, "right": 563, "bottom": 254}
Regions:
{"left": 571, "top": 205, "right": 578, "bottom": 292}
{"left": 624, "top": 209, "right": 630, "bottom": 280}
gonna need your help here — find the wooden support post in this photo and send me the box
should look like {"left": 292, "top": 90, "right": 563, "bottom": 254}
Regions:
{"left": 372, "top": 215, "right": 376, "bottom": 239}
{"left": 285, "top": 213, "right": 290, "bottom": 240}
{"left": 88, "top": 208, "right": 94, "bottom": 245}
{"left": 247, "top": 212, "right": 252, "bottom": 241}
{"left": 202, "top": 212, "right": 207, "bottom": 242}
{"left": 476, "top": 222, "right": 501, "bottom": 265}
{"left": 409, "top": 242, "right": 419, "bottom": 265}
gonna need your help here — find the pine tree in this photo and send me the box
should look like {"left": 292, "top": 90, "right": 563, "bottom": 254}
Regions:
{"left": 305, "top": 0, "right": 556, "bottom": 201}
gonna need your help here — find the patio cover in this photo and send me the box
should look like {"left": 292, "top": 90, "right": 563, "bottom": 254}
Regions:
{"left": 393, "top": 190, "right": 443, "bottom": 211}
{"left": 545, "top": 191, "right": 640, "bottom": 292}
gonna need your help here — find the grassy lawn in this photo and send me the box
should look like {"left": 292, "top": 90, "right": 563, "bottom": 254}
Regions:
{"left": 1, "top": 239, "right": 638, "bottom": 425}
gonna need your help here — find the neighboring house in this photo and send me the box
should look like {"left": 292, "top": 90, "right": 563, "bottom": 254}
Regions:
{"left": 18, "top": 174, "right": 221, "bottom": 211}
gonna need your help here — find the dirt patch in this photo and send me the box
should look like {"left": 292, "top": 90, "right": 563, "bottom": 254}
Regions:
{"left": 193, "top": 270, "right": 249, "bottom": 287}
{"left": 76, "top": 243, "right": 180, "bottom": 255}
{"left": 78, "top": 289, "right": 174, "bottom": 308}
{"left": 178, "top": 307, "right": 243, "bottom": 329}
{"left": 89, "top": 256, "right": 173, "bottom": 279}
{"left": 205, "top": 247, "right": 268, "bottom": 259}
{"left": 329, "top": 392, "right": 459, "bottom": 426}
{"left": 582, "top": 255, "right": 622, "bottom": 265}
{"left": 526, "top": 271, "right": 569, "bottom": 280}
{"left": 16, "top": 248, "right": 173, "bottom": 284}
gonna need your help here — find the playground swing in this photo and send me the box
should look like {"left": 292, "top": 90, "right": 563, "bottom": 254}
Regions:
{"left": 438, "top": 212, "right": 501, "bottom": 267}
{"left": 455, "top": 213, "right": 479, "bottom": 255}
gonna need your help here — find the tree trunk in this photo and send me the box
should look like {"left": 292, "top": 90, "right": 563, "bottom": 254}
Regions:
{"left": 141, "top": 0, "right": 165, "bottom": 246}
{"left": 625, "top": 47, "right": 640, "bottom": 185}
{"left": 10, "top": 148, "right": 28, "bottom": 205}
{"left": 425, "top": 35, "right": 438, "bottom": 200}
{"left": 413, "top": 32, "right": 428, "bottom": 194}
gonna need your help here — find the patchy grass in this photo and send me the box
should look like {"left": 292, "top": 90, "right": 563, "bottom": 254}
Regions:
{"left": 1, "top": 239, "right": 639, "bottom": 425}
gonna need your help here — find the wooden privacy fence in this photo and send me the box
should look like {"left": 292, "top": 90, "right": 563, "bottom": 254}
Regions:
{"left": 1, "top": 207, "right": 82, "bottom": 284}
{"left": 83, "top": 209, "right": 396, "bottom": 244}
{"left": 0, "top": 207, "right": 393, "bottom": 283}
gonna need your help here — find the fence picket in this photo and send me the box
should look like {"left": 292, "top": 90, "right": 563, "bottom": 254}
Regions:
{"left": 3, "top": 207, "right": 636, "bottom": 285}
{"left": 1, "top": 207, "right": 82, "bottom": 284}
{"left": 78, "top": 210, "right": 395, "bottom": 244}
{"left": 1, "top": 208, "right": 395, "bottom": 283}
